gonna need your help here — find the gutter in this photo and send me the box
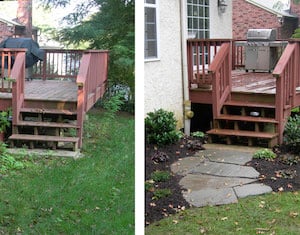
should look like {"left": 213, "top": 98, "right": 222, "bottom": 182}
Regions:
{"left": 179, "top": 0, "right": 193, "bottom": 136}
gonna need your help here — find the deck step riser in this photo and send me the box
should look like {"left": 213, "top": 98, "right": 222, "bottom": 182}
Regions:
{"left": 10, "top": 108, "right": 78, "bottom": 151}
{"left": 207, "top": 99, "right": 279, "bottom": 147}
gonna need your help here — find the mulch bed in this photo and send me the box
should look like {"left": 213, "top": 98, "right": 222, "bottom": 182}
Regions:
{"left": 145, "top": 137, "right": 300, "bottom": 226}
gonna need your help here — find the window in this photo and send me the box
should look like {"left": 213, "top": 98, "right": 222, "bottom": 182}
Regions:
{"left": 145, "top": 0, "right": 158, "bottom": 60}
{"left": 187, "top": 0, "right": 209, "bottom": 39}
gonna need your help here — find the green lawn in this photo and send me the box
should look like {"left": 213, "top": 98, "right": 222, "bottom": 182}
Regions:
{"left": 145, "top": 192, "right": 300, "bottom": 234}
{"left": 0, "top": 108, "right": 134, "bottom": 234}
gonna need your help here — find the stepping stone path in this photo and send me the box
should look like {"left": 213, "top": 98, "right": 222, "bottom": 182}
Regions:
{"left": 171, "top": 144, "right": 273, "bottom": 207}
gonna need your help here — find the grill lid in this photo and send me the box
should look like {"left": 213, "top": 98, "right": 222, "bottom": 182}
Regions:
{"left": 246, "top": 29, "right": 276, "bottom": 41}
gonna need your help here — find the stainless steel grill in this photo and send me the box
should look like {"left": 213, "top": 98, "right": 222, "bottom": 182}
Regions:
{"left": 245, "top": 29, "right": 285, "bottom": 72}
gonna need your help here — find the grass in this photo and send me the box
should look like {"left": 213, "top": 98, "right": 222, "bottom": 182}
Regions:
{"left": 145, "top": 192, "right": 300, "bottom": 234}
{"left": 0, "top": 108, "right": 134, "bottom": 234}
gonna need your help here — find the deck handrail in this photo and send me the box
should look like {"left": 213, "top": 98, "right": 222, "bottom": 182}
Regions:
{"left": 32, "top": 49, "right": 84, "bottom": 81}
{"left": 208, "top": 42, "right": 232, "bottom": 118}
{"left": 76, "top": 50, "right": 109, "bottom": 147}
{"left": 187, "top": 39, "right": 231, "bottom": 88}
{"left": 273, "top": 40, "right": 300, "bottom": 144}
{"left": 10, "top": 51, "right": 26, "bottom": 125}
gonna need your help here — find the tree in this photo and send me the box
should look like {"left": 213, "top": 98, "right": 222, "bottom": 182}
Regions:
{"left": 16, "top": 0, "right": 33, "bottom": 37}
{"left": 39, "top": 0, "right": 135, "bottom": 107}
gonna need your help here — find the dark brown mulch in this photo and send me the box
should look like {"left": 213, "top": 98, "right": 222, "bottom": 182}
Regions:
{"left": 145, "top": 138, "right": 300, "bottom": 226}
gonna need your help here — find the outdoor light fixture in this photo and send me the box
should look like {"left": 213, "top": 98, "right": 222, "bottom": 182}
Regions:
{"left": 218, "top": 0, "right": 227, "bottom": 14}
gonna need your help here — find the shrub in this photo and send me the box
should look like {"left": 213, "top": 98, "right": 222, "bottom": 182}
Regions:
{"left": 191, "top": 131, "right": 205, "bottom": 139}
{"left": 151, "top": 170, "right": 170, "bottom": 182}
{"left": 145, "top": 109, "right": 180, "bottom": 145}
{"left": 152, "top": 188, "right": 172, "bottom": 200}
{"left": 284, "top": 114, "right": 300, "bottom": 147}
{"left": 253, "top": 148, "right": 276, "bottom": 160}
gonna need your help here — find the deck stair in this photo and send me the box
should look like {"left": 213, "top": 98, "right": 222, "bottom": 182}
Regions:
{"left": 9, "top": 107, "right": 79, "bottom": 151}
{"left": 206, "top": 100, "right": 279, "bottom": 147}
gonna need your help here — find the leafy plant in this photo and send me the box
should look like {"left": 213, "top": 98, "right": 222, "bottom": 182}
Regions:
{"left": 151, "top": 170, "right": 170, "bottom": 182}
{"left": 253, "top": 148, "right": 276, "bottom": 160}
{"left": 152, "top": 188, "right": 172, "bottom": 200}
{"left": 0, "top": 143, "right": 26, "bottom": 174}
{"left": 191, "top": 131, "right": 205, "bottom": 139}
{"left": 284, "top": 114, "right": 300, "bottom": 147}
{"left": 145, "top": 109, "right": 180, "bottom": 146}
{"left": 0, "top": 110, "right": 10, "bottom": 133}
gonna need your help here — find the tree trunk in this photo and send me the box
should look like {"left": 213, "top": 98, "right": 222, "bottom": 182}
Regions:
{"left": 17, "top": 0, "right": 32, "bottom": 38}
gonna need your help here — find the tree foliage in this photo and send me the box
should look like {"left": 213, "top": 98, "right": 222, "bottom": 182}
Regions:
{"left": 38, "top": 0, "right": 135, "bottom": 102}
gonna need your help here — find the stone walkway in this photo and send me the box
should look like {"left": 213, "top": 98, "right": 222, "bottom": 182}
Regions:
{"left": 171, "top": 144, "right": 273, "bottom": 207}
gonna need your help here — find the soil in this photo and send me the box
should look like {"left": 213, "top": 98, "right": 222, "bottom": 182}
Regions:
{"left": 145, "top": 137, "right": 300, "bottom": 226}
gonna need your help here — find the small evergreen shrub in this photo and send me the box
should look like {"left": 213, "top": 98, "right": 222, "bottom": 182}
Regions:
{"left": 191, "top": 131, "right": 205, "bottom": 139}
{"left": 253, "top": 148, "right": 276, "bottom": 160}
{"left": 145, "top": 109, "right": 180, "bottom": 145}
{"left": 284, "top": 114, "right": 300, "bottom": 147}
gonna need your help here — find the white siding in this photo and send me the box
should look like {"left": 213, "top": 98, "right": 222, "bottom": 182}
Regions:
{"left": 210, "top": 0, "right": 233, "bottom": 39}
{"left": 144, "top": 0, "right": 184, "bottom": 128}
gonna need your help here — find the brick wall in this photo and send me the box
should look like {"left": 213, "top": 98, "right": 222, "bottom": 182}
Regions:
{"left": 0, "top": 21, "right": 14, "bottom": 42}
{"left": 232, "top": 0, "right": 299, "bottom": 40}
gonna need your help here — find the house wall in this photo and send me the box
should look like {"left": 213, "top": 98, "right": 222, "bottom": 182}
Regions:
{"left": 210, "top": 0, "right": 233, "bottom": 39}
{"left": 144, "top": 0, "right": 233, "bottom": 129}
{"left": 144, "top": 0, "right": 184, "bottom": 128}
{"left": 233, "top": 0, "right": 282, "bottom": 39}
{"left": 0, "top": 21, "right": 14, "bottom": 42}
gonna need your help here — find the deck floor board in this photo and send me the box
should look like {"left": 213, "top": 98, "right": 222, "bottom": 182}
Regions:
{"left": 0, "top": 80, "right": 77, "bottom": 102}
{"left": 231, "top": 70, "right": 275, "bottom": 94}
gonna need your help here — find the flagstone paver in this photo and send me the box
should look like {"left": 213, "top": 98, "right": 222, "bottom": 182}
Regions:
{"left": 171, "top": 144, "right": 273, "bottom": 207}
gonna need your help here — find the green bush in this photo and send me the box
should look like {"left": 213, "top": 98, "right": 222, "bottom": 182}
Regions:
{"left": 284, "top": 114, "right": 300, "bottom": 147}
{"left": 152, "top": 188, "right": 172, "bottom": 200}
{"left": 253, "top": 148, "right": 276, "bottom": 160}
{"left": 151, "top": 170, "right": 170, "bottom": 182}
{"left": 145, "top": 109, "right": 180, "bottom": 145}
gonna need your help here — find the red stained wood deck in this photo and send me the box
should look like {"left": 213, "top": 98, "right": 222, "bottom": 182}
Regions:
{"left": 0, "top": 49, "right": 109, "bottom": 150}
{"left": 187, "top": 39, "right": 300, "bottom": 147}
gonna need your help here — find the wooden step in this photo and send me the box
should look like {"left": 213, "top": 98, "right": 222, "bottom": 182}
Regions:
{"left": 224, "top": 100, "right": 275, "bottom": 109}
{"left": 207, "top": 129, "right": 278, "bottom": 139}
{"left": 9, "top": 134, "right": 79, "bottom": 150}
{"left": 16, "top": 121, "right": 78, "bottom": 129}
{"left": 20, "top": 108, "right": 77, "bottom": 115}
{"left": 217, "top": 114, "right": 278, "bottom": 123}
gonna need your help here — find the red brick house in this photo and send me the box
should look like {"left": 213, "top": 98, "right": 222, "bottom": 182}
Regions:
{"left": 0, "top": 15, "right": 38, "bottom": 42}
{"left": 233, "top": 0, "right": 300, "bottom": 39}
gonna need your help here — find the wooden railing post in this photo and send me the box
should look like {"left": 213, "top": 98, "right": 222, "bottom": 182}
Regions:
{"left": 273, "top": 40, "right": 300, "bottom": 144}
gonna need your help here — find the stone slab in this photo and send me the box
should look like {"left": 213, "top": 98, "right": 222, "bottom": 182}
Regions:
{"left": 8, "top": 148, "right": 82, "bottom": 159}
{"left": 179, "top": 174, "right": 257, "bottom": 191}
{"left": 198, "top": 149, "right": 253, "bottom": 165}
{"left": 189, "top": 161, "right": 260, "bottom": 178}
{"left": 171, "top": 156, "right": 205, "bottom": 176}
{"left": 183, "top": 188, "right": 238, "bottom": 207}
{"left": 234, "top": 183, "right": 273, "bottom": 198}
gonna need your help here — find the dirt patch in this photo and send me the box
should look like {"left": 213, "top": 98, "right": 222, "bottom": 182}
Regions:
{"left": 145, "top": 139, "right": 300, "bottom": 226}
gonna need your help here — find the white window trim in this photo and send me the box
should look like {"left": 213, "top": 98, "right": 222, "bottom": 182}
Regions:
{"left": 144, "top": 0, "right": 160, "bottom": 61}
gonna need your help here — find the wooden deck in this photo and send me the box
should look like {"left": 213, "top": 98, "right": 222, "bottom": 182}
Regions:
{"left": 0, "top": 49, "right": 109, "bottom": 150}
{"left": 187, "top": 39, "right": 300, "bottom": 147}
{"left": 0, "top": 80, "right": 77, "bottom": 102}
{"left": 231, "top": 70, "right": 276, "bottom": 94}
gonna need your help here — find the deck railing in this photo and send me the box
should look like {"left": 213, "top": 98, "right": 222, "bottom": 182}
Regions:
{"left": 273, "top": 39, "right": 300, "bottom": 144}
{"left": 187, "top": 39, "right": 231, "bottom": 88}
{"left": 10, "top": 51, "right": 26, "bottom": 126}
{"left": 0, "top": 49, "right": 27, "bottom": 93}
{"left": 209, "top": 42, "right": 232, "bottom": 118}
{"left": 32, "top": 49, "right": 84, "bottom": 81}
{"left": 76, "top": 50, "right": 109, "bottom": 147}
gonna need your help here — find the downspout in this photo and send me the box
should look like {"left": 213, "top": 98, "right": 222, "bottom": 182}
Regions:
{"left": 179, "top": 0, "right": 193, "bottom": 136}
